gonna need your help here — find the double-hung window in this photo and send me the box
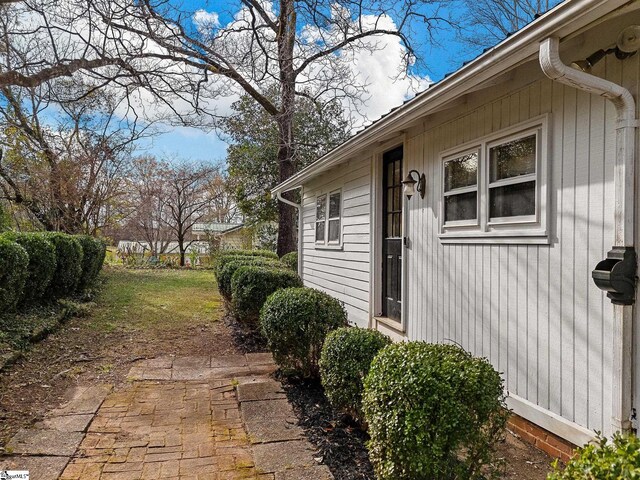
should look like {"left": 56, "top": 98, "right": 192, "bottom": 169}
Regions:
{"left": 315, "top": 190, "right": 342, "bottom": 245}
{"left": 440, "top": 116, "right": 548, "bottom": 243}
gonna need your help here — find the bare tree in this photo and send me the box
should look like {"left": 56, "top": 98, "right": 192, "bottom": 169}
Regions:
{"left": 163, "top": 163, "right": 218, "bottom": 266}
{"left": 208, "top": 172, "right": 240, "bottom": 224}
{"left": 0, "top": 78, "right": 150, "bottom": 233}
{"left": 459, "top": 0, "right": 561, "bottom": 48}
{"left": 26, "top": 0, "right": 449, "bottom": 255}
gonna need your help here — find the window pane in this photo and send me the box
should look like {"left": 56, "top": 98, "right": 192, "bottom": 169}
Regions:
{"left": 328, "top": 219, "right": 340, "bottom": 242}
{"left": 444, "top": 153, "right": 478, "bottom": 191}
{"left": 394, "top": 186, "right": 402, "bottom": 211}
{"left": 316, "top": 196, "right": 326, "bottom": 220}
{"left": 489, "top": 181, "right": 536, "bottom": 218}
{"left": 315, "top": 221, "right": 325, "bottom": 242}
{"left": 445, "top": 191, "right": 477, "bottom": 222}
{"left": 490, "top": 134, "right": 536, "bottom": 182}
{"left": 329, "top": 192, "right": 341, "bottom": 218}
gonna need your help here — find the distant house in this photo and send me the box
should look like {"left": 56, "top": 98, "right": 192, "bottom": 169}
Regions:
{"left": 192, "top": 222, "right": 251, "bottom": 250}
{"left": 273, "top": 0, "right": 640, "bottom": 454}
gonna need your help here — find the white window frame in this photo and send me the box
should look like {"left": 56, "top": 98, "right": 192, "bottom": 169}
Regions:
{"left": 315, "top": 189, "right": 343, "bottom": 248}
{"left": 315, "top": 194, "right": 327, "bottom": 244}
{"left": 439, "top": 115, "right": 549, "bottom": 244}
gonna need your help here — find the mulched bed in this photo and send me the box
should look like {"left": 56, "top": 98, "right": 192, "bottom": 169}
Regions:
{"left": 225, "top": 312, "right": 268, "bottom": 353}
{"left": 278, "top": 374, "right": 375, "bottom": 480}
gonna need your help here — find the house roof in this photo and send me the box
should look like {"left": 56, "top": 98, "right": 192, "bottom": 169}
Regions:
{"left": 192, "top": 222, "right": 244, "bottom": 233}
{"left": 272, "top": 0, "right": 628, "bottom": 195}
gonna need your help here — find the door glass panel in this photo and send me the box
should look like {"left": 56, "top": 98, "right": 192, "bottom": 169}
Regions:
{"left": 444, "top": 153, "right": 478, "bottom": 191}
{"left": 489, "top": 181, "right": 536, "bottom": 218}
{"left": 490, "top": 134, "right": 536, "bottom": 182}
{"left": 394, "top": 186, "right": 402, "bottom": 211}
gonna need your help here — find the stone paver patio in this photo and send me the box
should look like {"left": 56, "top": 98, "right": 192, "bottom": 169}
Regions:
{"left": 1, "top": 354, "right": 332, "bottom": 480}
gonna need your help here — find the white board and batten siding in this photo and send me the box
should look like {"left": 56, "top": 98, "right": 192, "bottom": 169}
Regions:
{"left": 301, "top": 157, "right": 372, "bottom": 327}
{"left": 400, "top": 51, "right": 639, "bottom": 441}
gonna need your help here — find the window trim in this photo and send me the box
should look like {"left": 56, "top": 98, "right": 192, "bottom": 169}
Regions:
{"left": 438, "top": 115, "right": 550, "bottom": 244}
{"left": 315, "top": 193, "right": 327, "bottom": 244}
{"left": 315, "top": 189, "right": 343, "bottom": 248}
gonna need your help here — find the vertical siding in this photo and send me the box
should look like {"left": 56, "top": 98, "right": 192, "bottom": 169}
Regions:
{"left": 301, "top": 158, "right": 372, "bottom": 327}
{"left": 401, "top": 53, "right": 636, "bottom": 436}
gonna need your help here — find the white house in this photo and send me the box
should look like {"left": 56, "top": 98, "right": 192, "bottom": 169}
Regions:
{"left": 272, "top": 0, "right": 640, "bottom": 452}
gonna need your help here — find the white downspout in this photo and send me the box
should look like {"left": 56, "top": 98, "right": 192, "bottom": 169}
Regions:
{"left": 276, "top": 189, "right": 303, "bottom": 277}
{"left": 539, "top": 37, "right": 637, "bottom": 433}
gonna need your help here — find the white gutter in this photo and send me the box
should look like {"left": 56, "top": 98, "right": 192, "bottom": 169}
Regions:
{"left": 272, "top": 0, "right": 629, "bottom": 196}
{"left": 539, "top": 36, "right": 637, "bottom": 434}
{"left": 276, "top": 190, "right": 303, "bottom": 277}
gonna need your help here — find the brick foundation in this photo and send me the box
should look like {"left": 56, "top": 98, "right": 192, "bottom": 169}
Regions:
{"left": 507, "top": 414, "right": 577, "bottom": 463}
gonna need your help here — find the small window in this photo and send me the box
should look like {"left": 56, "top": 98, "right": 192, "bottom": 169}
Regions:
{"left": 328, "top": 191, "right": 341, "bottom": 243}
{"left": 315, "top": 194, "right": 326, "bottom": 242}
{"left": 488, "top": 134, "right": 536, "bottom": 221}
{"left": 443, "top": 151, "right": 478, "bottom": 224}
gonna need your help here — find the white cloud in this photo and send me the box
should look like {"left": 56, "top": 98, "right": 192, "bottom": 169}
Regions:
{"left": 193, "top": 9, "right": 220, "bottom": 33}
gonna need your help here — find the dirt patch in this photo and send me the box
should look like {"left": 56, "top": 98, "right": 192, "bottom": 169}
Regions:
{"left": 225, "top": 312, "right": 268, "bottom": 354}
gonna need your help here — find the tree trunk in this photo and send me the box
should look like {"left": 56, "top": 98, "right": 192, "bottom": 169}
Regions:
{"left": 276, "top": 0, "right": 298, "bottom": 258}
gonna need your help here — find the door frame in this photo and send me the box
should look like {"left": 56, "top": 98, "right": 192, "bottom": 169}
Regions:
{"left": 370, "top": 135, "right": 408, "bottom": 335}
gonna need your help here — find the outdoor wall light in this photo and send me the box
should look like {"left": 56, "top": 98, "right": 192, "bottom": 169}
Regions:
{"left": 571, "top": 25, "right": 640, "bottom": 72}
{"left": 402, "top": 170, "right": 426, "bottom": 200}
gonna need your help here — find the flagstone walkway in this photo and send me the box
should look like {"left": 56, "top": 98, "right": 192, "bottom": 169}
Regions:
{"left": 0, "top": 354, "right": 333, "bottom": 480}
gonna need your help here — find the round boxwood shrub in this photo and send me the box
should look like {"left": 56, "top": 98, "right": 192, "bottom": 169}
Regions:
{"left": 2, "top": 232, "right": 56, "bottom": 304}
{"left": 280, "top": 251, "right": 298, "bottom": 271}
{"left": 217, "top": 257, "right": 284, "bottom": 300}
{"left": 231, "top": 266, "right": 303, "bottom": 323}
{"left": 548, "top": 433, "right": 640, "bottom": 479}
{"left": 45, "top": 232, "right": 83, "bottom": 298}
{"left": 76, "top": 235, "right": 107, "bottom": 292}
{"left": 260, "top": 287, "right": 348, "bottom": 377}
{"left": 319, "top": 327, "right": 391, "bottom": 421}
{"left": 362, "top": 342, "right": 508, "bottom": 480}
{"left": 0, "top": 238, "right": 29, "bottom": 311}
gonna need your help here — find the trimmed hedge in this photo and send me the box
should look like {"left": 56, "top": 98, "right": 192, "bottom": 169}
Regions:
{"left": 260, "top": 287, "right": 348, "bottom": 377}
{"left": 219, "top": 249, "right": 278, "bottom": 260}
{"left": 217, "top": 257, "right": 284, "bottom": 300}
{"left": 362, "top": 342, "right": 508, "bottom": 480}
{"left": 0, "top": 238, "right": 29, "bottom": 311}
{"left": 44, "top": 232, "right": 84, "bottom": 298}
{"left": 319, "top": 327, "right": 391, "bottom": 421}
{"left": 76, "top": 235, "right": 107, "bottom": 292}
{"left": 548, "top": 433, "right": 640, "bottom": 479}
{"left": 2, "top": 232, "right": 57, "bottom": 304}
{"left": 280, "top": 251, "right": 298, "bottom": 271}
{"left": 231, "top": 266, "right": 302, "bottom": 322}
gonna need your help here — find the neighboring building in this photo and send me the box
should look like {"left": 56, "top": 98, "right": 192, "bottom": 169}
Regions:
{"left": 193, "top": 222, "right": 252, "bottom": 250}
{"left": 273, "top": 0, "right": 640, "bottom": 454}
{"left": 116, "top": 241, "right": 209, "bottom": 255}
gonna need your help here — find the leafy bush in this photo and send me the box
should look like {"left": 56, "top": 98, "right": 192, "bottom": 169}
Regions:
{"left": 216, "top": 257, "right": 283, "bottom": 300}
{"left": 76, "top": 235, "right": 107, "bottom": 291}
{"left": 45, "top": 232, "right": 83, "bottom": 298}
{"left": 231, "top": 266, "right": 302, "bottom": 322}
{"left": 260, "top": 287, "right": 348, "bottom": 377}
{"left": 548, "top": 433, "right": 640, "bottom": 479}
{"left": 2, "top": 232, "right": 57, "bottom": 304}
{"left": 320, "top": 327, "right": 391, "bottom": 421}
{"left": 280, "top": 251, "right": 298, "bottom": 271}
{"left": 363, "top": 342, "right": 508, "bottom": 480}
{"left": 220, "top": 249, "right": 278, "bottom": 260}
{"left": 0, "top": 238, "right": 29, "bottom": 311}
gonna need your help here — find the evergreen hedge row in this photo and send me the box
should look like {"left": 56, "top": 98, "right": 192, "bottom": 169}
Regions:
{"left": 0, "top": 231, "right": 106, "bottom": 310}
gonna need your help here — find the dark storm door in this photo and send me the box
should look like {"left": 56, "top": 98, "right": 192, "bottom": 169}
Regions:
{"left": 382, "top": 146, "right": 403, "bottom": 321}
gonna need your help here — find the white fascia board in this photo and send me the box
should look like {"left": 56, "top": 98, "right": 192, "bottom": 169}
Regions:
{"left": 272, "top": 0, "right": 628, "bottom": 195}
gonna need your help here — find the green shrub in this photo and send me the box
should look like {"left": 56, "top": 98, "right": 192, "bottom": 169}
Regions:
{"left": 548, "top": 433, "right": 640, "bottom": 479}
{"left": 280, "top": 251, "right": 298, "bottom": 271}
{"left": 231, "top": 266, "right": 302, "bottom": 322}
{"left": 363, "top": 342, "right": 508, "bottom": 480}
{"left": 45, "top": 232, "right": 83, "bottom": 298}
{"left": 0, "top": 238, "right": 29, "bottom": 311}
{"left": 260, "top": 287, "right": 348, "bottom": 377}
{"left": 76, "top": 235, "right": 107, "bottom": 291}
{"left": 216, "top": 257, "right": 283, "bottom": 300}
{"left": 320, "top": 327, "right": 391, "bottom": 421}
{"left": 2, "top": 232, "right": 56, "bottom": 304}
{"left": 219, "top": 249, "right": 278, "bottom": 260}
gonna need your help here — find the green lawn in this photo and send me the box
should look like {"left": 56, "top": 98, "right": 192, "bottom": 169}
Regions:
{"left": 90, "top": 267, "right": 222, "bottom": 332}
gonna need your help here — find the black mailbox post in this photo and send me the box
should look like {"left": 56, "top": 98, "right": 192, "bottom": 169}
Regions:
{"left": 592, "top": 246, "right": 637, "bottom": 305}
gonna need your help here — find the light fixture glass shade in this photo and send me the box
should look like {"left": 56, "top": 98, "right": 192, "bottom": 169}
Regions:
{"left": 402, "top": 175, "right": 417, "bottom": 199}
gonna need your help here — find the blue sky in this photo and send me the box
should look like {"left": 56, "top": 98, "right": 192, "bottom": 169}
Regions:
{"left": 134, "top": 0, "right": 482, "bottom": 164}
